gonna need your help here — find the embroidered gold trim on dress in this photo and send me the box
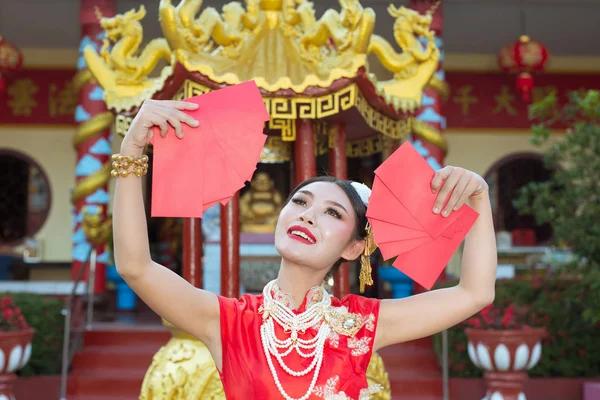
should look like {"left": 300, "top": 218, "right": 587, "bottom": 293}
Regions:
{"left": 324, "top": 306, "right": 366, "bottom": 337}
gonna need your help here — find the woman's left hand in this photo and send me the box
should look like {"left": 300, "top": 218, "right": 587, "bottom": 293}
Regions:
{"left": 431, "top": 166, "right": 488, "bottom": 217}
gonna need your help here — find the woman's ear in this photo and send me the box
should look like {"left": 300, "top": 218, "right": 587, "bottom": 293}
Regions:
{"left": 341, "top": 238, "right": 365, "bottom": 261}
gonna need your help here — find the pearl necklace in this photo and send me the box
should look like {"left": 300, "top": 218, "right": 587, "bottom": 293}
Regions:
{"left": 259, "top": 280, "right": 331, "bottom": 400}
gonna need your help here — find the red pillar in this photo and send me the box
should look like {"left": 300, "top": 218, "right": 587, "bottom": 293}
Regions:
{"left": 294, "top": 119, "right": 316, "bottom": 185}
{"left": 220, "top": 194, "right": 240, "bottom": 298}
{"left": 72, "top": 0, "right": 115, "bottom": 293}
{"left": 329, "top": 123, "right": 350, "bottom": 298}
{"left": 183, "top": 218, "right": 202, "bottom": 288}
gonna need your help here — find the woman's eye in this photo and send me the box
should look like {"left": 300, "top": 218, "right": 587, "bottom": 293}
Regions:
{"left": 326, "top": 208, "right": 342, "bottom": 219}
{"left": 291, "top": 197, "right": 307, "bottom": 206}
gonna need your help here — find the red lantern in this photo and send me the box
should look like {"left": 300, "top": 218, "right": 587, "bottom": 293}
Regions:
{"left": 498, "top": 35, "right": 549, "bottom": 102}
{"left": 0, "top": 36, "right": 24, "bottom": 94}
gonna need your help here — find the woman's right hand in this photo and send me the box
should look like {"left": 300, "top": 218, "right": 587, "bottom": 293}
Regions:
{"left": 121, "top": 99, "right": 200, "bottom": 153}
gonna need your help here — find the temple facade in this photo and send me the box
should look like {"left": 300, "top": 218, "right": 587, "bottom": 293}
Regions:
{"left": 0, "top": 0, "right": 599, "bottom": 398}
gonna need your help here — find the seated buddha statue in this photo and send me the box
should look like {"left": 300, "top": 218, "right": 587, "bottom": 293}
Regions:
{"left": 240, "top": 172, "right": 283, "bottom": 233}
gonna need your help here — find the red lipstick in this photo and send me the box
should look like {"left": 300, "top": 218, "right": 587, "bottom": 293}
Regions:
{"left": 287, "top": 225, "right": 317, "bottom": 244}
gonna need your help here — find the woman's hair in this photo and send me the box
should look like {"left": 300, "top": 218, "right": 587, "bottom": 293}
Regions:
{"left": 284, "top": 176, "right": 368, "bottom": 276}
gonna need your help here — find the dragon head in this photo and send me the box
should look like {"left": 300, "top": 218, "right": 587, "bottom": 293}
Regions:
{"left": 388, "top": 5, "right": 433, "bottom": 38}
{"left": 339, "top": 0, "right": 364, "bottom": 29}
{"left": 99, "top": 6, "right": 147, "bottom": 42}
{"left": 222, "top": 2, "right": 246, "bottom": 26}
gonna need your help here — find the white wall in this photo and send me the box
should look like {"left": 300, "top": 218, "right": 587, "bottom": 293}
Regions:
{"left": 0, "top": 126, "right": 76, "bottom": 261}
{"left": 444, "top": 130, "right": 558, "bottom": 175}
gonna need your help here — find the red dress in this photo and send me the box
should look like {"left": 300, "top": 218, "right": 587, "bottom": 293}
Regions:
{"left": 217, "top": 285, "right": 381, "bottom": 400}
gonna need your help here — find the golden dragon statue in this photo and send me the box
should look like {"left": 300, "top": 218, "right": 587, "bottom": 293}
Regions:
{"left": 278, "top": 0, "right": 374, "bottom": 74}
{"left": 367, "top": 3, "right": 440, "bottom": 112}
{"left": 159, "top": 0, "right": 258, "bottom": 59}
{"left": 83, "top": 6, "right": 174, "bottom": 109}
{"left": 297, "top": 0, "right": 375, "bottom": 57}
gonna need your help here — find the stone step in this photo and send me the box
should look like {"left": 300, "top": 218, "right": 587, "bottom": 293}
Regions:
{"left": 67, "top": 369, "right": 145, "bottom": 396}
{"left": 83, "top": 328, "right": 170, "bottom": 347}
{"left": 71, "top": 344, "right": 161, "bottom": 371}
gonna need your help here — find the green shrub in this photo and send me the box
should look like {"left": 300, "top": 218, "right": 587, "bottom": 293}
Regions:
{"left": 515, "top": 90, "right": 600, "bottom": 267}
{"left": 0, "top": 293, "right": 65, "bottom": 376}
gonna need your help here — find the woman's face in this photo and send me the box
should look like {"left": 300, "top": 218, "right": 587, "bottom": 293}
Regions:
{"left": 274, "top": 181, "right": 364, "bottom": 272}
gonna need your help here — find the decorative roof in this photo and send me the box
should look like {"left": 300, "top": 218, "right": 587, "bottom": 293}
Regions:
{"left": 84, "top": 0, "right": 441, "bottom": 139}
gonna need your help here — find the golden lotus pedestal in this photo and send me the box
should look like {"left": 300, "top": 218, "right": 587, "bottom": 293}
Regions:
{"left": 140, "top": 321, "right": 391, "bottom": 399}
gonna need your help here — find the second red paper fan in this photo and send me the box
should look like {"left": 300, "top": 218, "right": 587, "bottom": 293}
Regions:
{"left": 366, "top": 142, "right": 479, "bottom": 290}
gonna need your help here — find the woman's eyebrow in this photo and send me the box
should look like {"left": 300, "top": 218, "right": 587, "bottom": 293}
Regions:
{"left": 297, "top": 190, "right": 349, "bottom": 214}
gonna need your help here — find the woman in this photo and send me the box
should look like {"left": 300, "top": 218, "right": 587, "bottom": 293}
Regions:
{"left": 113, "top": 100, "right": 497, "bottom": 399}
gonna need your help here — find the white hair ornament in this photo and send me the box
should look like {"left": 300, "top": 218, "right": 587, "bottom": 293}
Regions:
{"left": 350, "top": 181, "right": 371, "bottom": 207}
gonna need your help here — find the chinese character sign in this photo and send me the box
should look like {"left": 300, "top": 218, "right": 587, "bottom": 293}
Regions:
{"left": 445, "top": 72, "right": 600, "bottom": 129}
{"left": 7, "top": 79, "right": 38, "bottom": 116}
{"left": 0, "top": 69, "right": 77, "bottom": 125}
{"left": 49, "top": 82, "right": 77, "bottom": 118}
{"left": 2, "top": 68, "right": 600, "bottom": 130}
{"left": 452, "top": 85, "right": 478, "bottom": 116}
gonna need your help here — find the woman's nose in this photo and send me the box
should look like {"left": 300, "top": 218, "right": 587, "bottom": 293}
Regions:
{"left": 298, "top": 211, "right": 315, "bottom": 226}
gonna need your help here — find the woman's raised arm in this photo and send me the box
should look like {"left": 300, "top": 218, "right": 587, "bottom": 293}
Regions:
{"left": 374, "top": 166, "right": 497, "bottom": 350}
{"left": 112, "top": 100, "right": 221, "bottom": 350}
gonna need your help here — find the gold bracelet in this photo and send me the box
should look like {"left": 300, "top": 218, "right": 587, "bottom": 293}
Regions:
{"left": 110, "top": 154, "right": 149, "bottom": 178}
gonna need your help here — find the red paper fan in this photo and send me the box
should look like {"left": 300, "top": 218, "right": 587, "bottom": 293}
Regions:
{"left": 366, "top": 142, "right": 479, "bottom": 290}
{"left": 150, "top": 81, "right": 270, "bottom": 218}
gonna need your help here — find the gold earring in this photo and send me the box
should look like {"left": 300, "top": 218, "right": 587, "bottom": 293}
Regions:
{"left": 359, "top": 222, "right": 377, "bottom": 293}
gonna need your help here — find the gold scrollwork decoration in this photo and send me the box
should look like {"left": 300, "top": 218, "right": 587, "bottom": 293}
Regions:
{"left": 269, "top": 119, "right": 296, "bottom": 141}
{"left": 142, "top": 80, "right": 410, "bottom": 141}
{"left": 297, "top": 99, "right": 317, "bottom": 119}
{"left": 346, "top": 136, "right": 386, "bottom": 158}
{"left": 181, "top": 80, "right": 211, "bottom": 99}
{"left": 355, "top": 91, "right": 412, "bottom": 140}
{"left": 316, "top": 94, "right": 339, "bottom": 118}
{"left": 260, "top": 136, "right": 291, "bottom": 163}
{"left": 337, "top": 85, "right": 357, "bottom": 112}
{"left": 172, "top": 87, "right": 187, "bottom": 101}
{"left": 270, "top": 98, "right": 295, "bottom": 120}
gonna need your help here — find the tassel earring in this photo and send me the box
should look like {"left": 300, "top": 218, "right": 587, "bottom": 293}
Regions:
{"left": 359, "top": 222, "right": 377, "bottom": 293}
